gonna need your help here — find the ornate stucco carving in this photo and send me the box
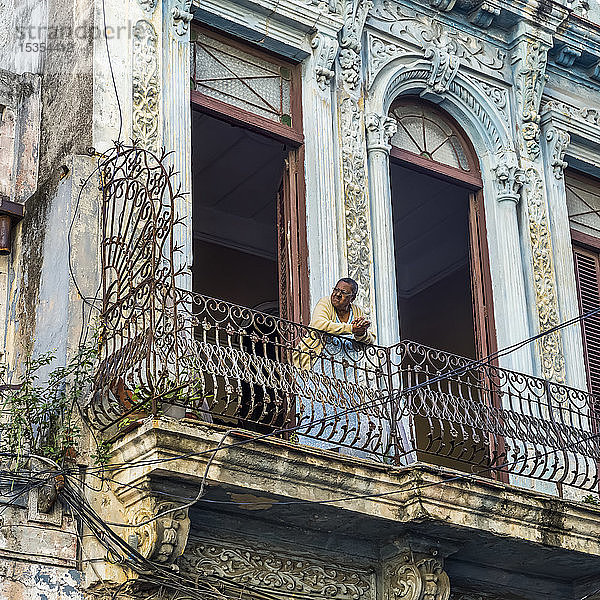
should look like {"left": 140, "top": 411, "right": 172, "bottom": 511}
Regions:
{"left": 340, "top": 97, "right": 373, "bottom": 315}
{"left": 129, "top": 501, "right": 190, "bottom": 564}
{"left": 545, "top": 126, "right": 570, "bottom": 179}
{"left": 476, "top": 80, "right": 509, "bottom": 122}
{"left": 338, "top": 0, "right": 374, "bottom": 317}
{"left": 311, "top": 33, "right": 338, "bottom": 90}
{"left": 339, "top": 0, "right": 372, "bottom": 93}
{"left": 136, "top": 0, "right": 158, "bottom": 14}
{"left": 132, "top": 20, "right": 160, "bottom": 151}
{"left": 523, "top": 167, "right": 566, "bottom": 383}
{"left": 542, "top": 99, "right": 600, "bottom": 132}
{"left": 367, "top": 4, "right": 505, "bottom": 85}
{"left": 423, "top": 40, "right": 460, "bottom": 98}
{"left": 309, "top": 0, "right": 343, "bottom": 13}
{"left": 171, "top": 0, "right": 193, "bottom": 36}
{"left": 514, "top": 39, "right": 549, "bottom": 158}
{"left": 365, "top": 113, "right": 397, "bottom": 151}
{"left": 493, "top": 162, "right": 525, "bottom": 203}
{"left": 384, "top": 553, "right": 450, "bottom": 600}
{"left": 180, "top": 536, "right": 374, "bottom": 600}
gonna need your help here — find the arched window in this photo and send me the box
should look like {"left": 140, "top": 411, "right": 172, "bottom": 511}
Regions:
{"left": 387, "top": 97, "right": 499, "bottom": 476}
{"left": 389, "top": 99, "right": 481, "bottom": 187}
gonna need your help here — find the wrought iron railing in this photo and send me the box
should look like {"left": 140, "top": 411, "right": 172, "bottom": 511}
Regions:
{"left": 88, "top": 142, "right": 600, "bottom": 493}
{"left": 88, "top": 289, "right": 600, "bottom": 491}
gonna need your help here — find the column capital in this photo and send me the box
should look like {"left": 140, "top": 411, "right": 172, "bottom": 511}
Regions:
{"left": 493, "top": 162, "right": 525, "bottom": 203}
{"left": 365, "top": 113, "right": 397, "bottom": 153}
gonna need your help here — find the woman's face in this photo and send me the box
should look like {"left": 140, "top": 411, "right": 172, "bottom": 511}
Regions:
{"left": 331, "top": 281, "right": 355, "bottom": 312}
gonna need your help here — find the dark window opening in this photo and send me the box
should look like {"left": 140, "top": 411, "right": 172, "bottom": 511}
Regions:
{"left": 390, "top": 162, "right": 477, "bottom": 359}
{"left": 192, "top": 110, "right": 285, "bottom": 314}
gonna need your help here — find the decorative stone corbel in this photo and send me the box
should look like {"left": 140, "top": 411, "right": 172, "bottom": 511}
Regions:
{"left": 554, "top": 45, "right": 582, "bottom": 68}
{"left": 365, "top": 113, "right": 397, "bottom": 152}
{"left": 468, "top": 1, "right": 500, "bottom": 29}
{"left": 128, "top": 498, "right": 191, "bottom": 564}
{"left": 493, "top": 162, "right": 525, "bottom": 203}
{"left": 172, "top": 0, "right": 193, "bottom": 36}
{"left": 545, "top": 126, "right": 570, "bottom": 179}
{"left": 384, "top": 552, "right": 451, "bottom": 600}
{"left": 311, "top": 33, "right": 338, "bottom": 91}
{"left": 588, "top": 60, "right": 600, "bottom": 83}
{"left": 429, "top": 0, "right": 457, "bottom": 12}
{"left": 513, "top": 38, "right": 550, "bottom": 159}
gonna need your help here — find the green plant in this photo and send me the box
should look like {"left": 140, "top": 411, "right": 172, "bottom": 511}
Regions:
{"left": 0, "top": 340, "right": 98, "bottom": 470}
{"left": 583, "top": 494, "right": 600, "bottom": 506}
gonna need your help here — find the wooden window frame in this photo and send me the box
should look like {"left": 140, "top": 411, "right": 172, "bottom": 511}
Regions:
{"left": 191, "top": 25, "right": 310, "bottom": 324}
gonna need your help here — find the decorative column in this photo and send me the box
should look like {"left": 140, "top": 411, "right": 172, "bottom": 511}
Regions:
{"left": 382, "top": 550, "right": 451, "bottom": 600}
{"left": 366, "top": 113, "right": 399, "bottom": 345}
{"left": 163, "top": 0, "right": 193, "bottom": 292}
{"left": 540, "top": 118, "right": 588, "bottom": 390}
{"left": 512, "top": 26, "right": 566, "bottom": 382}
{"left": 304, "top": 31, "right": 342, "bottom": 304}
{"left": 337, "top": 0, "right": 375, "bottom": 319}
{"left": 490, "top": 159, "right": 533, "bottom": 375}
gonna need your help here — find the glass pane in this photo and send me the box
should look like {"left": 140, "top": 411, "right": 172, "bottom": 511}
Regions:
{"left": 431, "top": 140, "right": 461, "bottom": 169}
{"left": 192, "top": 31, "right": 292, "bottom": 125}
{"left": 389, "top": 101, "right": 473, "bottom": 172}
{"left": 567, "top": 173, "right": 600, "bottom": 238}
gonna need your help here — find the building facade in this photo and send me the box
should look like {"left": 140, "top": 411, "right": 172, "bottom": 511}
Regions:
{"left": 2, "top": 0, "right": 600, "bottom": 598}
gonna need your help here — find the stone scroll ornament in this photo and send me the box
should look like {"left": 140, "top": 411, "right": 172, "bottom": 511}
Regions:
{"left": 128, "top": 500, "right": 190, "bottom": 564}
{"left": 338, "top": 0, "right": 375, "bottom": 318}
{"left": 132, "top": 21, "right": 160, "bottom": 151}
{"left": 384, "top": 553, "right": 450, "bottom": 600}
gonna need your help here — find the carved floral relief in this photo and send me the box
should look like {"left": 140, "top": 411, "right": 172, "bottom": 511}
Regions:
{"left": 180, "top": 537, "right": 374, "bottom": 600}
{"left": 132, "top": 20, "right": 160, "bottom": 151}
{"left": 523, "top": 168, "right": 566, "bottom": 383}
{"left": 366, "top": 2, "right": 505, "bottom": 85}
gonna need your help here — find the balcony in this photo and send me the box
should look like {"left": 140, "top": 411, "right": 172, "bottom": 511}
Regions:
{"left": 88, "top": 289, "right": 600, "bottom": 495}
{"left": 81, "top": 143, "right": 600, "bottom": 598}
{"left": 89, "top": 142, "right": 600, "bottom": 497}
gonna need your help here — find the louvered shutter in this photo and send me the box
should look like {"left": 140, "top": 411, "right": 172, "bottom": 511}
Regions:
{"left": 574, "top": 245, "right": 600, "bottom": 399}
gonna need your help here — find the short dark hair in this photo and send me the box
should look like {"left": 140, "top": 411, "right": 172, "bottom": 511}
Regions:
{"left": 338, "top": 277, "right": 358, "bottom": 297}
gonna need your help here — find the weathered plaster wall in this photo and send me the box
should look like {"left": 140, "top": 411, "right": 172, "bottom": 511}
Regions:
{"left": 38, "top": 0, "right": 93, "bottom": 182}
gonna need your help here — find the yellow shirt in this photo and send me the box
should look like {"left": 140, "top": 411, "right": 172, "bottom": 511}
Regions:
{"left": 294, "top": 296, "right": 375, "bottom": 370}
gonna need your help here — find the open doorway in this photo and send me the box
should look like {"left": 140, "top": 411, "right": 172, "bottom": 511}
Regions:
{"left": 388, "top": 98, "right": 499, "bottom": 473}
{"left": 191, "top": 110, "right": 284, "bottom": 315}
{"left": 190, "top": 25, "right": 309, "bottom": 323}
{"left": 391, "top": 163, "right": 476, "bottom": 358}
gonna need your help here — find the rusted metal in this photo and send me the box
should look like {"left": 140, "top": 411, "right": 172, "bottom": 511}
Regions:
{"left": 89, "top": 141, "right": 600, "bottom": 492}
{"left": 0, "top": 216, "right": 11, "bottom": 255}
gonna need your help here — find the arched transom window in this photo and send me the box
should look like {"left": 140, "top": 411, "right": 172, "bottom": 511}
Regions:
{"left": 389, "top": 100, "right": 477, "bottom": 174}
